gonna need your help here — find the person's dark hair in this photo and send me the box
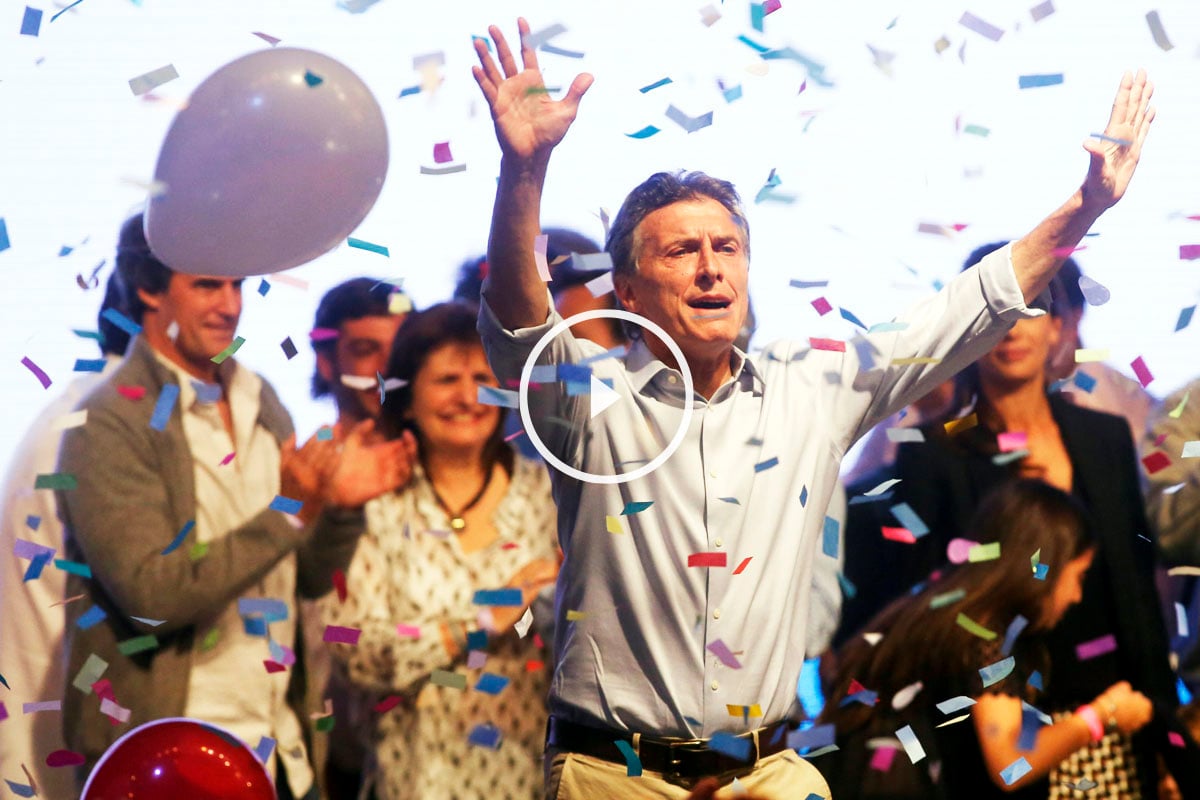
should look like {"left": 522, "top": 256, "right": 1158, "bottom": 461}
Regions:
{"left": 823, "top": 479, "right": 1094, "bottom": 732}
{"left": 310, "top": 277, "right": 403, "bottom": 399}
{"left": 97, "top": 272, "right": 132, "bottom": 356}
{"left": 605, "top": 171, "right": 749, "bottom": 340}
{"left": 1055, "top": 255, "right": 1085, "bottom": 313}
{"left": 115, "top": 213, "right": 173, "bottom": 324}
{"left": 948, "top": 241, "right": 1070, "bottom": 422}
{"left": 379, "top": 301, "right": 513, "bottom": 475}
{"left": 453, "top": 255, "right": 488, "bottom": 304}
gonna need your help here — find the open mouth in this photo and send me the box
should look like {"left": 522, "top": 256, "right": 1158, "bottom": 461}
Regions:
{"left": 687, "top": 298, "right": 732, "bottom": 310}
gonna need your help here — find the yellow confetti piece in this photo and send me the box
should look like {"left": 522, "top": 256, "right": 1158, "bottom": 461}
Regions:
{"left": 606, "top": 515, "right": 623, "bottom": 535}
{"left": 936, "top": 713, "right": 971, "bottom": 727}
{"left": 726, "top": 703, "right": 763, "bottom": 717}
{"left": 967, "top": 542, "right": 1001, "bottom": 562}
{"left": 566, "top": 610, "right": 588, "bottom": 621}
{"left": 890, "top": 356, "right": 942, "bottom": 366}
{"left": 944, "top": 413, "right": 978, "bottom": 436}
{"left": 956, "top": 612, "right": 997, "bottom": 640}
{"left": 1074, "top": 348, "right": 1110, "bottom": 363}
{"left": 1169, "top": 390, "right": 1190, "bottom": 420}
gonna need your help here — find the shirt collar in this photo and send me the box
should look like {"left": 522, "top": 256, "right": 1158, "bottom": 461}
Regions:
{"left": 625, "top": 339, "right": 765, "bottom": 396}
{"left": 150, "top": 349, "right": 255, "bottom": 412}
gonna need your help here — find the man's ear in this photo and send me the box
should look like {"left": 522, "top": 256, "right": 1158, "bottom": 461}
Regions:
{"left": 613, "top": 274, "right": 640, "bottom": 314}
{"left": 315, "top": 350, "right": 335, "bottom": 384}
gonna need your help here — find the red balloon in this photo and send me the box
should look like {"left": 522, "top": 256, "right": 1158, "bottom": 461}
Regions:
{"left": 82, "top": 718, "right": 274, "bottom": 800}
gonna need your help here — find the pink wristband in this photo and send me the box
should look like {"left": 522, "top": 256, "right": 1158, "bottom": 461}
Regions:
{"left": 1076, "top": 705, "right": 1104, "bottom": 743}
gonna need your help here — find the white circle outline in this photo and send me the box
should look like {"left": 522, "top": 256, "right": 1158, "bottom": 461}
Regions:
{"left": 518, "top": 309, "right": 694, "bottom": 484}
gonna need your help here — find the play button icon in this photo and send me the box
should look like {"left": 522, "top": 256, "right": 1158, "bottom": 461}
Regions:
{"left": 589, "top": 375, "right": 621, "bottom": 419}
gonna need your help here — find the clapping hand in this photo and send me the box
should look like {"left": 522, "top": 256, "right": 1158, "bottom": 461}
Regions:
{"left": 1081, "top": 69, "right": 1155, "bottom": 212}
{"left": 471, "top": 17, "right": 593, "bottom": 163}
{"left": 323, "top": 419, "right": 418, "bottom": 510}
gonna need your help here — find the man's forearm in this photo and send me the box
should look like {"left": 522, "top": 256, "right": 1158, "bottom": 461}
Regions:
{"left": 482, "top": 156, "right": 552, "bottom": 330}
{"left": 1011, "top": 188, "right": 1104, "bottom": 305}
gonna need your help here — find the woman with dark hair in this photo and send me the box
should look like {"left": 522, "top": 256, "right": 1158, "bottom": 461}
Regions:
{"left": 320, "top": 301, "right": 559, "bottom": 800}
{"left": 821, "top": 480, "right": 1152, "bottom": 798}
{"left": 876, "top": 248, "right": 1200, "bottom": 796}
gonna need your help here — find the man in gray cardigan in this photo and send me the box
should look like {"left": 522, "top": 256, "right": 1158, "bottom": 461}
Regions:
{"left": 57, "top": 214, "right": 415, "bottom": 797}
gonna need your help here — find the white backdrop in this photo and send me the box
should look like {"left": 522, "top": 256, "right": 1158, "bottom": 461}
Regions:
{"left": 2, "top": 0, "right": 1200, "bottom": 466}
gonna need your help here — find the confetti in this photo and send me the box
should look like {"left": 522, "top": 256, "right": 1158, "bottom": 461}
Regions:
{"left": 957, "top": 613, "right": 998, "bottom": 641}
{"left": 515, "top": 607, "right": 534, "bottom": 638}
{"left": 1180, "top": 245, "right": 1200, "bottom": 261}
{"left": 21, "top": 357, "right": 52, "bottom": 389}
{"left": 699, "top": 4, "right": 721, "bottom": 26}
{"left": 1030, "top": 1, "right": 1055, "bottom": 22}
{"left": 1145, "top": 10, "right": 1174, "bottom": 51}
{"left": 625, "top": 125, "right": 661, "bottom": 139}
{"left": 1175, "top": 306, "right": 1195, "bottom": 332}
{"left": 621, "top": 501, "right": 653, "bottom": 515}
{"left": 958, "top": 11, "right": 1003, "bottom": 41}
{"left": 76, "top": 606, "right": 107, "bottom": 630}
{"left": 1000, "top": 756, "right": 1032, "bottom": 786}
{"left": 72, "top": 654, "right": 108, "bottom": 692}
{"left": 822, "top": 516, "right": 839, "bottom": 558}
{"left": 1130, "top": 356, "right": 1153, "bottom": 388}
{"left": 944, "top": 413, "right": 978, "bottom": 435}
{"left": 707, "top": 639, "right": 743, "bottom": 668}
{"left": 1075, "top": 633, "right": 1116, "bottom": 661}
{"left": 979, "top": 656, "right": 1015, "bottom": 687}
{"left": 35, "top": 473, "right": 77, "bottom": 490}
{"left": 936, "top": 696, "right": 976, "bottom": 714}
{"left": 129, "top": 64, "right": 180, "bottom": 96}
{"left": 20, "top": 6, "right": 43, "bottom": 36}
{"left": 688, "top": 552, "right": 727, "bottom": 568}
{"left": 303, "top": 70, "right": 323, "bottom": 87}
{"left": 811, "top": 297, "right": 832, "bottom": 316}
{"left": 45, "top": 749, "right": 86, "bottom": 767}
{"left": 882, "top": 527, "right": 917, "bottom": 544}
{"left": 896, "top": 725, "right": 926, "bottom": 763}
{"left": 468, "top": 723, "right": 502, "bottom": 749}
{"left": 477, "top": 386, "right": 519, "bottom": 408}
{"left": 1002, "top": 614, "right": 1029, "bottom": 657}
{"left": 420, "top": 164, "right": 467, "bottom": 175}
{"left": 23, "top": 700, "right": 62, "bottom": 713}
{"left": 0, "top": 218, "right": 9, "bottom": 253}
{"left": 117, "top": 635, "right": 158, "bottom": 656}
{"left": 665, "top": 104, "right": 714, "bottom": 133}
{"left": 733, "top": 557, "right": 752, "bottom": 574}
{"left": 887, "top": 428, "right": 925, "bottom": 443}
{"left": 323, "top": 625, "right": 361, "bottom": 645}
{"left": 1143, "top": 451, "right": 1171, "bottom": 474}
{"left": 709, "top": 732, "right": 751, "bottom": 761}
{"left": 755, "top": 456, "right": 779, "bottom": 472}
{"left": 1078, "top": 275, "right": 1110, "bottom": 305}
{"left": 967, "top": 542, "right": 1000, "bottom": 562}
{"left": 430, "top": 669, "right": 467, "bottom": 690}
{"left": 809, "top": 338, "right": 845, "bottom": 353}
{"left": 1019, "top": 73, "right": 1063, "bottom": 89}
{"left": 889, "top": 503, "right": 929, "bottom": 538}
{"left": 269, "top": 495, "right": 303, "bottom": 515}
{"left": 473, "top": 588, "right": 522, "bottom": 606}
{"left": 639, "top": 77, "right": 673, "bottom": 93}
{"left": 614, "top": 739, "right": 642, "bottom": 776}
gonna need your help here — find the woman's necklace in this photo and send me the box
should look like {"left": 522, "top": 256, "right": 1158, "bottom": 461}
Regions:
{"left": 429, "top": 466, "right": 494, "bottom": 532}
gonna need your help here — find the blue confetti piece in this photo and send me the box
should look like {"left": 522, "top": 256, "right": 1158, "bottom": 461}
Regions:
{"left": 799, "top": 486, "right": 808, "bottom": 507}
{"left": 639, "top": 77, "right": 673, "bottom": 93}
{"left": 347, "top": 237, "right": 389, "bottom": 257}
{"left": 473, "top": 588, "right": 523, "bottom": 606}
{"left": 477, "top": 385, "right": 519, "bottom": 408}
{"left": 20, "top": 6, "right": 43, "bottom": 36}
{"left": 1017, "top": 707, "right": 1041, "bottom": 751}
{"left": 723, "top": 85, "right": 743, "bottom": 103}
{"left": 529, "top": 364, "right": 557, "bottom": 382}
{"left": 1001, "top": 614, "right": 1028, "bottom": 657}
{"left": 557, "top": 363, "right": 592, "bottom": 382}
{"left": 563, "top": 379, "right": 592, "bottom": 396}
{"left": 191, "top": 380, "right": 222, "bottom": 404}
{"left": 1000, "top": 756, "right": 1032, "bottom": 785}
{"left": 242, "top": 617, "right": 270, "bottom": 637}
{"left": 466, "top": 629, "right": 488, "bottom": 651}
{"left": 822, "top": 516, "right": 839, "bottom": 558}
{"left": 754, "top": 456, "right": 779, "bottom": 473}
{"left": 709, "top": 731, "right": 752, "bottom": 761}
{"left": 718, "top": 496, "right": 741, "bottom": 504}
{"left": 788, "top": 723, "right": 835, "bottom": 751}
{"left": 0, "top": 219, "right": 9, "bottom": 253}
{"left": 737, "top": 34, "right": 770, "bottom": 53}
{"left": 257, "top": 279, "right": 270, "bottom": 296}
{"left": 836, "top": 572, "right": 857, "bottom": 598}
{"left": 25, "top": 515, "right": 41, "bottom": 530}
{"left": 49, "top": 0, "right": 85, "bottom": 23}
{"left": 839, "top": 307, "right": 868, "bottom": 330}
{"left": 303, "top": 70, "right": 323, "bottom": 87}
{"left": 979, "top": 656, "right": 1015, "bottom": 688}
{"left": 23, "top": 551, "right": 53, "bottom": 582}
{"left": 474, "top": 673, "right": 510, "bottom": 695}
{"left": 398, "top": 84, "right": 421, "bottom": 97}
{"left": 101, "top": 308, "right": 142, "bottom": 336}
{"left": 625, "top": 125, "right": 660, "bottom": 139}
{"left": 467, "top": 723, "right": 503, "bottom": 749}
{"left": 889, "top": 503, "right": 929, "bottom": 538}
{"left": 316, "top": 426, "right": 334, "bottom": 441}
{"left": 269, "top": 495, "right": 303, "bottom": 515}
{"left": 238, "top": 597, "right": 289, "bottom": 622}
{"left": 1028, "top": 670, "right": 1043, "bottom": 690}
{"left": 1073, "top": 371, "right": 1097, "bottom": 393}
{"left": 1033, "top": 562, "right": 1049, "bottom": 580}
{"left": 77, "top": 605, "right": 108, "bottom": 630}
{"left": 254, "top": 736, "right": 276, "bottom": 764}
{"left": 614, "top": 739, "right": 643, "bottom": 776}
{"left": 161, "top": 519, "right": 194, "bottom": 555}
{"left": 54, "top": 558, "right": 91, "bottom": 578}
{"left": 1019, "top": 73, "right": 1063, "bottom": 89}
{"left": 840, "top": 689, "right": 878, "bottom": 707}
{"left": 149, "top": 384, "right": 180, "bottom": 431}
{"left": 622, "top": 501, "right": 653, "bottom": 515}
{"left": 5, "top": 779, "right": 35, "bottom": 798}
{"left": 73, "top": 358, "right": 106, "bottom": 373}
{"left": 1176, "top": 306, "right": 1195, "bottom": 332}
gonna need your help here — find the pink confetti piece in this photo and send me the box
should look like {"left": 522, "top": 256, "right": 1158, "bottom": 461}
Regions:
{"left": 534, "top": 234, "right": 551, "bottom": 281}
{"left": 869, "top": 745, "right": 898, "bottom": 771}
{"left": 707, "top": 639, "right": 743, "bottom": 668}
{"left": 998, "top": 432, "right": 1028, "bottom": 452}
{"left": 271, "top": 273, "right": 309, "bottom": 290}
{"left": 1143, "top": 451, "right": 1171, "bottom": 475}
{"left": 733, "top": 557, "right": 752, "bottom": 575}
{"left": 45, "top": 750, "right": 86, "bottom": 768}
{"left": 323, "top": 625, "right": 361, "bottom": 645}
{"left": 882, "top": 527, "right": 917, "bottom": 544}
{"left": 20, "top": 357, "right": 51, "bottom": 389}
{"left": 433, "top": 142, "right": 453, "bottom": 163}
{"left": 1075, "top": 633, "right": 1117, "bottom": 661}
{"left": 1180, "top": 245, "right": 1200, "bottom": 261}
{"left": 396, "top": 623, "right": 421, "bottom": 639}
{"left": 1052, "top": 245, "right": 1086, "bottom": 257}
{"left": 1130, "top": 356, "right": 1153, "bottom": 388}
{"left": 117, "top": 385, "right": 146, "bottom": 401}
{"left": 219, "top": 452, "right": 236, "bottom": 466}
{"left": 374, "top": 695, "right": 402, "bottom": 713}
{"left": 809, "top": 337, "right": 846, "bottom": 352}
{"left": 958, "top": 11, "right": 1004, "bottom": 41}
{"left": 467, "top": 650, "right": 488, "bottom": 669}
{"left": 763, "top": 0, "right": 781, "bottom": 12}
{"left": 264, "top": 660, "right": 287, "bottom": 673}
{"left": 99, "top": 697, "right": 130, "bottom": 722}
{"left": 22, "top": 700, "right": 61, "bottom": 713}
{"left": 310, "top": 327, "right": 339, "bottom": 342}
{"left": 688, "top": 552, "right": 727, "bottom": 568}
{"left": 811, "top": 297, "right": 832, "bottom": 316}
{"left": 251, "top": 31, "right": 281, "bottom": 46}
{"left": 1168, "top": 731, "right": 1185, "bottom": 747}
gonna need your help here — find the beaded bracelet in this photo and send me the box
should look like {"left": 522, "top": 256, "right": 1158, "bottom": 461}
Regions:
{"left": 1076, "top": 705, "right": 1104, "bottom": 743}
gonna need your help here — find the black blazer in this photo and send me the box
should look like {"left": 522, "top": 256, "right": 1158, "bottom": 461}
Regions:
{"left": 884, "top": 394, "right": 1198, "bottom": 791}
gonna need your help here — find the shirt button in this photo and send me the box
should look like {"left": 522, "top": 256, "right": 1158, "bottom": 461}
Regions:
{"left": 710, "top": 680, "right": 719, "bottom": 691}
{"left": 714, "top": 538, "right": 724, "bottom": 547}
{"left": 668, "top": 375, "right": 679, "bottom": 385}
{"left": 713, "top": 608, "right": 721, "bottom": 620}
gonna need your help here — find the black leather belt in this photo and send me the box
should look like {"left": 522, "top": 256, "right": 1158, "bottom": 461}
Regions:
{"left": 546, "top": 715, "right": 792, "bottom": 789}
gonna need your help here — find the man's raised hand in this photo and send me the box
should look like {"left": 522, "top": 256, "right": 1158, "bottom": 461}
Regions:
{"left": 1082, "top": 69, "right": 1155, "bottom": 212}
{"left": 471, "top": 17, "right": 593, "bottom": 162}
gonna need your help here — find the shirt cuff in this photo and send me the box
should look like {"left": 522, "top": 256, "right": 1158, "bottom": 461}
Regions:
{"left": 477, "top": 287, "right": 561, "bottom": 342}
{"left": 976, "top": 242, "right": 1051, "bottom": 321}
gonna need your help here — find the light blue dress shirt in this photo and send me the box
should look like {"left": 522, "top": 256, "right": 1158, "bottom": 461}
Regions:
{"left": 478, "top": 244, "right": 1042, "bottom": 739}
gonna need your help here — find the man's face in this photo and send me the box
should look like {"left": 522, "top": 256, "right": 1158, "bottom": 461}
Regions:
{"left": 319, "top": 314, "right": 406, "bottom": 420}
{"left": 141, "top": 274, "right": 243, "bottom": 376}
{"left": 615, "top": 197, "right": 749, "bottom": 366}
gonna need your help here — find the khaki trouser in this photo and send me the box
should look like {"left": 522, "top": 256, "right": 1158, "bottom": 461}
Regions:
{"left": 544, "top": 746, "right": 832, "bottom": 799}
